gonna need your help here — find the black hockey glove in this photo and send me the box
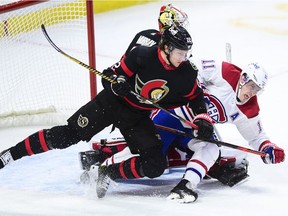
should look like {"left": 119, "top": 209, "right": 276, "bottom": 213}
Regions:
{"left": 192, "top": 113, "right": 214, "bottom": 139}
{"left": 111, "top": 75, "right": 131, "bottom": 97}
{"left": 102, "top": 69, "right": 131, "bottom": 97}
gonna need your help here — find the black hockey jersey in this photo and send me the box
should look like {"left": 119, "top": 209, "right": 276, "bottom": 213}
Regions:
{"left": 107, "top": 46, "right": 205, "bottom": 113}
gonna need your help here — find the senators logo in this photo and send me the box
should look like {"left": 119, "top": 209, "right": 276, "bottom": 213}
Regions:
{"left": 77, "top": 114, "right": 89, "bottom": 128}
{"left": 135, "top": 74, "right": 169, "bottom": 103}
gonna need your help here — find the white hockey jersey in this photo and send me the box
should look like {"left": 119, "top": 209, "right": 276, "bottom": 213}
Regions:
{"left": 175, "top": 59, "right": 270, "bottom": 151}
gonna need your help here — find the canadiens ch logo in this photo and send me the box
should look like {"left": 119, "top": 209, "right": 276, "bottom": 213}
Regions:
{"left": 205, "top": 95, "right": 228, "bottom": 123}
{"left": 77, "top": 114, "right": 89, "bottom": 128}
{"left": 135, "top": 74, "right": 169, "bottom": 103}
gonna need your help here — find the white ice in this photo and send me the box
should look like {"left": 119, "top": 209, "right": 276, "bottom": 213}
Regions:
{"left": 1, "top": 0, "right": 288, "bottom": 215}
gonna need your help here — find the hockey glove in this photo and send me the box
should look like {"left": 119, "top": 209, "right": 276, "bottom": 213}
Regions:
{"left": 192, "top": 113, "right": 214, "bottom": 139}
{"left": 259, "top": 141, "right": 285, "bottom": 164}
{"left": 102, "top": 69, "right": 131, "bottom": 97}
{"left": 111, "top": 75, "right": 131, "bottom": 97}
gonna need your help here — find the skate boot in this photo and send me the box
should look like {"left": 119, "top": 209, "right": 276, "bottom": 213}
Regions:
{"left": 0, "top": 149, "right": 14, "bottom": 169}
{"left": 167, "top": 179, "right": 198, "bottom": 203}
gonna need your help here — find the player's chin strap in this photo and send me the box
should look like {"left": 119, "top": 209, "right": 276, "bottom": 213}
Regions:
{"left": 236, "top": 74, "right": 254, "bottom": 105}
{"left": 235, "top": 81, "right": 247, "bottom": 105}
{"left": 154, "top": 124, "right": 267, "bottom": 157}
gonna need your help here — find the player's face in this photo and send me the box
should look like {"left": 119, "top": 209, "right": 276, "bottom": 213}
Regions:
{"left": 169, "top": 48, "right": 188, "bottom": 67}
{"left": 238, "top": 79, "right": 261, "bottom": 103}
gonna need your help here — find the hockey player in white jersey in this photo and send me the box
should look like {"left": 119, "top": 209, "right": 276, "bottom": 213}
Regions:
{"left": 165, "top": 60, "right": 285, "bottom": 203}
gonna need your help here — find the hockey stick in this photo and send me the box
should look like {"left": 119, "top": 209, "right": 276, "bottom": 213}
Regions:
{"left": 41, "top": 24, "right": 198, "bottom": 129}
{"left": 155, "top": 124, "right": 266, "bottom": 157}
{"left": 41, "top": 24, "right": 116, "bottom": 84}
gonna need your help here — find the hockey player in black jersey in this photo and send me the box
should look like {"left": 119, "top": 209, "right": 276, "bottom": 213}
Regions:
{"left": 95, "top": 25, "right": 215, "bottom": 199}
{"left": 0, "top": 25, "right": 214, "bottom": 200}
{"left": 79, "top": 3, "right": 248, "bottom": 192}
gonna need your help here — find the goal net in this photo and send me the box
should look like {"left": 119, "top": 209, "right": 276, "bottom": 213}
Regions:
{"left": 0, "top": 0, "right": 96, "bottom": 127}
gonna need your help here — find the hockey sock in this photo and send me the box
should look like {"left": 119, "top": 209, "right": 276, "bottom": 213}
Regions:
{"left": 9, "top": 125, "right": 81, "bottom": 161}
{"left": 107, "top": 156, "right": 144, "bottom": 180}
{"left": 10, "top": 129, "right": 51, "bottom": 160}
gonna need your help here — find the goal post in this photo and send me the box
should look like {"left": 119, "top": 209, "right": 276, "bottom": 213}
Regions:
{"left": 0, "top": 0, "right": 97, "bottom": 127}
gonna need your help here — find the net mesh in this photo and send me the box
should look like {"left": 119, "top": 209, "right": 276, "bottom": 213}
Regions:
{"left": 0, "top": 0, "right": 91, "bottom": 126}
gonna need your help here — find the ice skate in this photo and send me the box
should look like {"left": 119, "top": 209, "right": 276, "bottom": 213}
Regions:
{"left": 167, "top": 179, "right": 198, "bottom": 203}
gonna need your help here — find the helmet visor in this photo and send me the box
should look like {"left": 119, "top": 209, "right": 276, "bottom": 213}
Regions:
{"left": 244, "top": 80, "right": 262, "bottom": 95}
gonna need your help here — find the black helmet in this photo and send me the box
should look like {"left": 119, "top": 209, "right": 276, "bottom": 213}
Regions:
{"left": 160, "top": 25, "right": 193, "bottom": 51}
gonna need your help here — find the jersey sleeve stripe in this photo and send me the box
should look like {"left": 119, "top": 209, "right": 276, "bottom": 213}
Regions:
{"left": 120, "top": 58, "right": 134, "bottom": 77}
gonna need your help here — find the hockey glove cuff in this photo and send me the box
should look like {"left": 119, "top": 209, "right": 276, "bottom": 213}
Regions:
{"left": 192, "top": 113, "right": 214, "bottom": 139}
{"left": 259, "top": 141, "right": 285, "bottom": 164}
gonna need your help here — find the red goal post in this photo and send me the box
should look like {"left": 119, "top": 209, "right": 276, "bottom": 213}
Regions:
{"left": 0, "top": 0, "right": 96, "bottom": 127}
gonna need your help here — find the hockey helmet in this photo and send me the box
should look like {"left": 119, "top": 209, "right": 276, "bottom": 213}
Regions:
{"left": 158, "top": 4, "right": 189, "bottom": 33}
{"left": 240, "top": 63, "right": 268, "bottom": 95}
{"left": 160, "top": 25, "right": 193, "bottom": 51}
{"left": 236, "top": 63, "right": 268, "bottom": 104}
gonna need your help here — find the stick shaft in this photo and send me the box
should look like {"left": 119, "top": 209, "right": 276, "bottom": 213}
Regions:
{"left": 155, "top": 124, "right": 266, "bottom": 157}
{"left": 41, "top": 24, "right": 116, "bottom": 84}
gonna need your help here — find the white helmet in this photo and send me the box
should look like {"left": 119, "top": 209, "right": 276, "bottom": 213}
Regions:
{"left": 236, "top": 63, "right": 268, "bottom": 105}
{"left": 158, "top": 4, "right": 189, "bottom": 33}
{"left": 240, "top": 62, "right": 268, "bottom": 95}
